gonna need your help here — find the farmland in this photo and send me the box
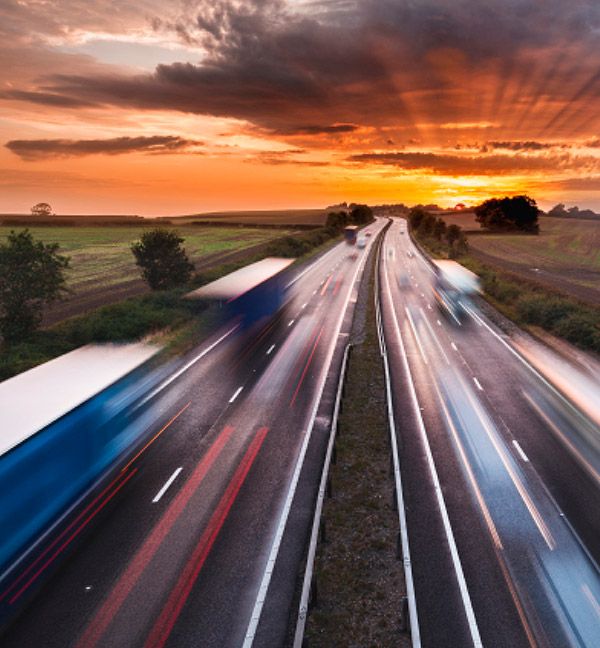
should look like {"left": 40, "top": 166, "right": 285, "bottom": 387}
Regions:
{"left": 0, "top": 224, "right": 294, "bottom": 323}
{"left": 171, "top": 208, "right": 328, "bottom": 225}
{"left": 438, "top": 213, "right": 600, "bottom": 304}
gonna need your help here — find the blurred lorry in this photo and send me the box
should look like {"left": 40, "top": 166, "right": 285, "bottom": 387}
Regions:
{"left": 344, "top": 225, "right": 358, "bottom": 245}
{"left": 186, "top": 257, "right": 294, "bottom": 330}
{"left": 432, "top": 260, "right": 481, "bottom": 323}
{"left": 0, "top": 343, "right": 165, "bottom": 582}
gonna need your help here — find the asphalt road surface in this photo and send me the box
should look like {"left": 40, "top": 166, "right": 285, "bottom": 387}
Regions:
{"left": 379, "top": 218, "right": 600, "bottom": 648}
{"left": 0, "top": 220, "right": 385, "bottom": 648}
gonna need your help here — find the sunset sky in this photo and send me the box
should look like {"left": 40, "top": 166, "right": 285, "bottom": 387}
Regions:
{"left": 2, "top": 0, "right": 600, "bottom": 215}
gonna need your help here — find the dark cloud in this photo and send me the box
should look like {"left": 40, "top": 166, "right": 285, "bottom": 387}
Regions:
{"left": 0, "top": 89, "right": 97, "bottom": 109}
{"left": 269, "top": 124, "right": 359, "bottom": 136}
{"left": 347, "top": 151, "right": 594, "bottom": 176}
{"left": 3, "top": 1, "right": 600, "bottom": 142}
{"left": 486, "top": 141, "right": 558, "bottom": 151}
{"left": 5, "top": 135, "right": 202, "bottom": 160}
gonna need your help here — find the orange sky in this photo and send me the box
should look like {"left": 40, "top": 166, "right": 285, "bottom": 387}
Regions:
{"left": 2, "top": 0, "right": 600, "bottom": 215}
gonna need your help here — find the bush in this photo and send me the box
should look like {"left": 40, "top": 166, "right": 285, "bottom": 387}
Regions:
{"left": 516, "top": 295, "right": 576, "bottom": 327}
{"left": 553, "top": 313, "right": 600, "bottom": 352}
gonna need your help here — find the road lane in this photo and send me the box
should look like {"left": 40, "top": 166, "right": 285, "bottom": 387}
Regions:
{"left": 1, "top": 220, "right": 385, "bottom": 647}
{"left": 380, "top": 217, "right": 600, "bottom": 647}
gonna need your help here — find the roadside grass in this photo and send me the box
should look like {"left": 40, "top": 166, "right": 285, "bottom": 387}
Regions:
{"left": 305, "top": 243, "right": 408, "bottom": 647}
{"left": 0, "top": 228, "right": 344, "bottom": 381}
{"left": 0, "top": 225, "right": 293, "bottom": 295}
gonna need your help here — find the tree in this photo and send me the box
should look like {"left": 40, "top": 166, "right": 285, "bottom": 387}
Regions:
{"left": 30, "top": 202, "right": 53, "bottom": 217}
{"left": 325, "top": 210, "right": 350, "bottom": 232}
{"left": 432, "top": 217, "right": 447, "bottom": 240}
{"left": 0, "top": 229, "right": 70, "bottom": 341}
{"left": 446, "top": 224, "right": 462, "bottom": 246}
{"left": 131, "top": 229, "right": 194, "bottom": 290}
{"left": 474, "top": 195, "right": 540, "bottom": 233}
{"left": 408, "top": 207, "right": 428, "bottom": 230}
{"left": 349, "top": 204, "right": 373, "bottom": 224}
{"left": 548, "top": 203, "right": 568, "bottom": 218}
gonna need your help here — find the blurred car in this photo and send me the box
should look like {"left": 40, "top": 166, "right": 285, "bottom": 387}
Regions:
{"left": 365, "top": 231, "right": 372, "bottom": 237}
{"left": 407, "top": 250, "right": 414, "bottom": 258}
{"left": 398, "top": 273, "right": 411, "bottom": 289}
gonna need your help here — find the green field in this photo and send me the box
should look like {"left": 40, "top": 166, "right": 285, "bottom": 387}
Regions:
{"left": 438, "top": 214, "right": 600, "bottom": 302}
{"left": 0, "top": 225, "right": 293, "bottom": 294}
{"left": 171, "top": 208, "right": 328, "bottom": 225}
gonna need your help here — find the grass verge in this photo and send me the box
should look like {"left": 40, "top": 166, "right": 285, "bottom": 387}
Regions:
{"left": 304, "top": 242, "right": 408, "bottom": 647}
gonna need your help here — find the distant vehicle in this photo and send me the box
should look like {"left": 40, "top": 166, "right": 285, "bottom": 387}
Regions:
{"left": 357, "top": 236, "right": 367, "bottom": 249}
{"left": 407, "top": 250, "right": 414, "bottom": 258}
{"left": 400, "top": 230, "right": 405, "bottom": 235}
{"left": 398, "top": 273, "right": 411, "bottom": 289}
{"left": 365, "top": 231, "right": 372, "bottom": 237}
{"left": 432, "top": 260, "right": 481, "bottom": 323}
{"left": 344, "top": 225, "right": 358, "bottom": 245}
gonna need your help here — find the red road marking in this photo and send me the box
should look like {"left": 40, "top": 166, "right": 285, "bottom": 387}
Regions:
{"left": 290, "top": 325, "right": 325, "bottom": 406}
{"left": 76, "top": 425, "right": 236, "bottom": 648}
{"left": 8, "top": 469, "right": 139, "bottom": 605}
{"left": 0, "top": 469, "right": 134, "bottom": 603}
{"left": 144, "top": 426, "right": 269, "bottom": 648}
{"left": 332, "top": 276, "right": 343, "bottom": 296}
{"left": 320, "top": 275, "right": 333, "bottom": 296}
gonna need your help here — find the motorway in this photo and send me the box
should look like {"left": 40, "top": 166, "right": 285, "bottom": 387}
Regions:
{"left": 0, "top": 219, "right": 385, "bottom": 648}
{"left": 379, "top": 218, "right": 600, "bottom": 647}
{"left": 3, "top": 215, "right": 600, "bottom": 648}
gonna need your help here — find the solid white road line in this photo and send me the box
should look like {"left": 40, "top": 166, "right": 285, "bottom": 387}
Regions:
{"left": 512, "top": 440, "right": 529, "bottom": 463}
{"left": 152, "top": 467, "right": 183, "bottom": 503}
{"left": 384, "top": 259, "right": 483, "bottom": 648}
{"left": 473, "top": 377, "right": 484, "bottom": 391}
{"left": 229, "top": 386, "right": 243, "bottom": 403}
{"left": 243, "top": 225, "right": 378, "bottom": 647}
{"left": 140, "top": 325, "right": 239, "bottom": 406}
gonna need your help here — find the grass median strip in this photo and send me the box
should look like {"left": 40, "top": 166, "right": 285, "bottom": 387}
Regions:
{"left": 304, "top": 247, "right": 409, "bottom": 648}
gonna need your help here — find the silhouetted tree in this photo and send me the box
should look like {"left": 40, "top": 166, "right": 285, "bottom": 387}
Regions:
{"left": 474, "top": 195, "right": 540, "bottom": 233}
{"left": 131, "top": 229, "right": 194, "bottom": 290}
{"left": 325, "top": 210, "right": 350, "bottom": 232}
{"left": 0, "top": 229, "right": 70, "bottom": 341}
{"left": 349, "top": 204, "right": 373, "bottom": 224}
{"left": 432, "top": 217, "right": 447, "bottom": 240}
{"left": 446, "top": 224, "right": 462, "bottom": 245}
{"left": 30, "top": 202, "right": 53, "bottom": 217}
{"left": 408, "top": 207, "right": 428, "bottom": 230}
